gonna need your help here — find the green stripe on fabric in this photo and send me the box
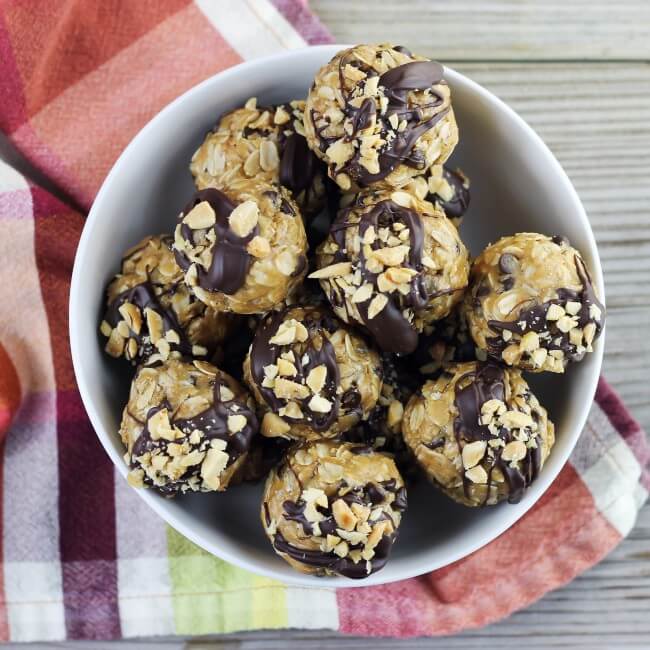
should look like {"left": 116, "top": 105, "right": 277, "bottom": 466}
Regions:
{"left": 166, "top": 526, "right": 288, "bottom": 634}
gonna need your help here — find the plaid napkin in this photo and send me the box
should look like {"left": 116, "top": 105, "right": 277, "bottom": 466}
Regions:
{"left": 0, "top": 0, "right": 648, "bottom": 642}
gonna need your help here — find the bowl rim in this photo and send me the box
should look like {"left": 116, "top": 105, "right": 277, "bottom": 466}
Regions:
{"left": 70, "top": 44, "right": 605, "bottom": 588}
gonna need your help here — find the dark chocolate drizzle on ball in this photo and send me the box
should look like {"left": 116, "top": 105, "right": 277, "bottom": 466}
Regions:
{"left": 328, "top": 199, "right": 429, "bottom": 355}
{"left": 250, "top": 306, "right": 342, "bottom": 432}
{"left": 131, "top": 374, "right": 258, "bottom": 495}
{"left": 320, "top": 48, "right": 448, "bottom": 185}
{"left": 484, "top": 252, "right": 605, "bottom": 365}
{"left": 274, "top": 477, "right": 405, "bottom": 578}
{"left": 279, "top": 132, "right": 319, "bottom": 195}
{"left": 174, "top": 188, "right": 258, "bottom": 296}
{"left": 104, "top": 282, "right": 194, "bottom": 361}
{"left": 429, "top": 166, "right": 470, "bottom": 222}
{"left": 453, "top": 363, "right": 541, "bottom": 504}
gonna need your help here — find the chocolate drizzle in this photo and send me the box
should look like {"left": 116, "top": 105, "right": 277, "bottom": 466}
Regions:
{"left": 133, "top": 378, "right": 257, "bottom": 466}
{"left": 279, "top": 131, "right": 320, "bottom": 198}
{"left": 174, "top": 188, "right": 257, "bottom": 296}
{"left": 329, "top": 199, "right": 426, "bottom": 355}
{"left": 453, "top": 363, "right": 541, "bottom": 504}
{"left": 329, "top": 50, "right": 448, "bottom": 185}
{"left": 105, "top": 282, "right": 193, "bottom": 361}
{"left": 430, "top": 166, "right": 470, "bottom": 221}
{"left": 485, "top": 253, "right": 604, "bottom": 365}
{"left": 275, "top": 478, "right": 405, "bottom": 578}
{"left": 250, "top": 307, "right": 342, "bottom": 431}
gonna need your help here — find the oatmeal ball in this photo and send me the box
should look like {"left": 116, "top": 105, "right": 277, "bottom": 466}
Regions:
{"left": 313, "top": 188, "right": 469, "bottom": 355}
{"left": 304, "top": 43, "right": 458, "bottom": 192}
{"left": 243, "top": 305, "right": 383, "bottom": 441}
{"left": 343, "top": 354, "right": 419, "bottom": 480}
{"left": 120, "top": 358, "right": 258, "bottom": 495}
{"left": 412, "top": 304, "right": 478, "bottom": 377}
{"left": 402, "top": 165, "right": 470, "bottom": 228}
{"left": 190, "top": 98, "right": 326, "bottom": 219}
{"left": 463, "top": 233, "right": 605, "bottom": 373}
{"left": 173, "top": 185, "right": 308, "bottom": 314}
{"left": 261, "top": 440, "right": 407, "bottom": 578}
{"left": 100, "top": 235, "right": 233, "bottom": 365}
{"left": 403, "top": 361, "right": 555, "bottom": 507}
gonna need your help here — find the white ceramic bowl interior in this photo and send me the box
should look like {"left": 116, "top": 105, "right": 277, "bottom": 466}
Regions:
{"left": 70, "top": 45, "right": 605, "bottom": 587}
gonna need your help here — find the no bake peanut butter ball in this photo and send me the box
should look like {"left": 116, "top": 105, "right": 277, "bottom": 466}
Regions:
{"left": 121, "top": 358, "right": 258, "bottom": 495}
{"left": 403, "top": 361, "right": 555, "bottom": 506}
{"left": 243, "top": 304, "right": 382, "bottom": 441}
{"left": 100, "top": 235, "right": 233, "bottom": 365}
{"left": 304, "top": 44, "right": 458, "bottom": 192}
{"left": 261, "top": 440, "right": 407, "bottom": 578}
{"left": 173, "top": 185, "right": 308, "bottom": 314}
{"left": 314, "top": 188, "right": 469, "bottom": 355}
{"left": 463, "top": 233, "right": 605, "bottom": 373}
{"left": 191, "top": 98, "right": 326, "bottom": 219}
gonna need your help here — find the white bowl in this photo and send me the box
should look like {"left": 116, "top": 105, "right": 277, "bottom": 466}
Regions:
{"left": 70, "top": 45, "right": 605, "bottom": 587}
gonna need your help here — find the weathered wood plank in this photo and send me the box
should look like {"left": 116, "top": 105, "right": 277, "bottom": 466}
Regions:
{"left": 443, "top": 62, "right": 650, "bottom": 433}
{"left": 310, "top": 0, "right": 650, "bottom": 61}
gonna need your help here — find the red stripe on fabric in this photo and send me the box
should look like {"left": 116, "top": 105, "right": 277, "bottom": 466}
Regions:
{"left": 269, "top": 0, "right": 333, "bottom": 44}
{"left": 1, "top": 0, "right": 191, "bottom": 118}
{"left": 61, "top": 560, "right": 120, "bottom": 640}
{"left": 29, "top": 187, "right": 83, "bottom": 389}
{"left": 337, "top": 464, "right": 621, "bottom": 637}
{"left": 19, "top": 4, "right": 241, "bottom": 210}
{"left": 597, "top": 376, "right": 643, "bottom": 440}
{"left": 0, "top": 343, "right": 21, "bottom": 437}
{"left": 57, "top": 388, "right": 121, "bottom": 639}
{"left": 596, "top": 377, "right": 650, "bottom": 489}
{"left": 0, "top": 11, "right": 28, "bottom": 132}
{"left": 30, "top": 186, "right": 120, "bottom": 638}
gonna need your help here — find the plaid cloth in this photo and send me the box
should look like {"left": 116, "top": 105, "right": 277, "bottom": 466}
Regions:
{"left": 0, "top": 0, "right": 648, "bottom": 642}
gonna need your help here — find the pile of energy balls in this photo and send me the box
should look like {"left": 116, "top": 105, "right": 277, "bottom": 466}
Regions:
{"left": 100, "top": 44, "right": 605, "bottom": 579}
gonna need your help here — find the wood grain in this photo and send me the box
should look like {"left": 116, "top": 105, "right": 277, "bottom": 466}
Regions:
{"left": 310, "top": 0, "right": 650, "bottom": 61}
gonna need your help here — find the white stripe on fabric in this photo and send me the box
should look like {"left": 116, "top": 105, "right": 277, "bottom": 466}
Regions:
{"left": 4, "top": 562, "right": 65, "bottom": 642}
{"left": 116, "top": 558, "right": 175, "bottom": 637}
{"left": 194, "top": 0, "right": 306, "bottom": 60}
{"left": 578, "top": 434, "right": 643, "bottom": 536}
{"left": 245, "top": 0, "right": 308, "bottom": 49}
{"left": 569, "top": 403, "right": 624, "bottom": 475}
{"left": 285, "top": 586, "right": 339, "bottom": 630}
{"left": 0, "top": 159, "right": 29, "bottom": 192}
{"left": 114, "top": 470, "right": 175, "bottom": 635}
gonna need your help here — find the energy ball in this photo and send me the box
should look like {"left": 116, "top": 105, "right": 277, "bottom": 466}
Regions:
{"left": 261, "top": 440, "right": 407, "bottom": 578}
{"left": 403, "top": 361, "right": 555, "bottom": 506}
{"left": 304, "top": 43, "right": 458, "bottom": 192}
{"left": 190, "top": 98, "right": 327, "bottom": 219}
{"left": 463, "top": 233, "right": 605, "bottom": 373}
{"left": 100, "top": 235, "right": 233, "bottom": 365}
{"left": 120, "top": 358, "right": 258, "bottom": 495}
{"left": 173, "top": 185, "right": 308, "bottom": 314}
{"left": 243, "top": 305, "right": 382, "bottom": 441}
{"left": 313, "top": 188, "right": 470, "bottom": 355}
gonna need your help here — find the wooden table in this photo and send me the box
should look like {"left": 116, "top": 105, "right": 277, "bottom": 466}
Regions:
{"left": 8, "top": 2, "right": 649, "bottom": 648}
